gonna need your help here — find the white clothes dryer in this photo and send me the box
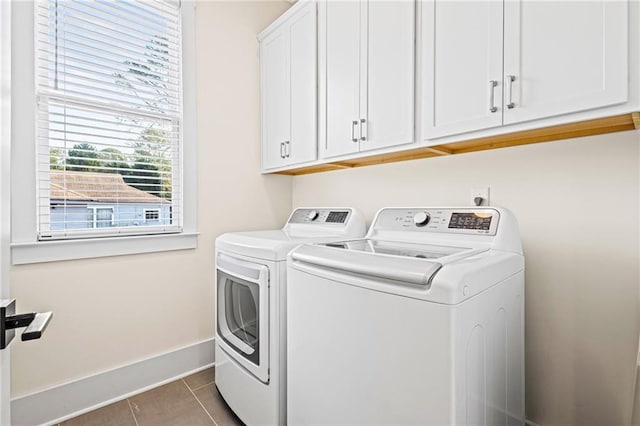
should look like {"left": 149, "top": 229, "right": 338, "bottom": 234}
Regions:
{"left": 287, "top": 207, "right": 525, "bottom": 425}
{"left": 215, "top": 208, "right": 366, "bottom": 426}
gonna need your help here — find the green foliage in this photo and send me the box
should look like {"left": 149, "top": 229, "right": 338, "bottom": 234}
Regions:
{"left": 122, "top": 132, "right": 171, "bottom": 199}
{"left": 124, "top": 147, "right": 163, "bottom": 198}
{"left": 99, "top": 147, "right": 131, "bottom": 174}
{"left": 50, "top": 148, "right": 64, "bottom": 170}
{"left": 65, "top": 143, "right": 101, "bottom": 172}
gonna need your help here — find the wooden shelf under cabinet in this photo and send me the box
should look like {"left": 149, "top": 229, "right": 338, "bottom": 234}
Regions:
{"left": 272, "top": 112, "right": 640, "bottom": 176}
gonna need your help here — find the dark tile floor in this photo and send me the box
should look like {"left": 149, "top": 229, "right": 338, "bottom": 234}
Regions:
{"left": 59, "top": 368, "right": 243, "bottom": 426}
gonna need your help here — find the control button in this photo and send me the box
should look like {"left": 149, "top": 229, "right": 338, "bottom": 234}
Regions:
{"left": 307, "top": 210, "right": 319, "bottom": 221}
{"left": 413, "top": 212, "right": 431, "bottom": 227}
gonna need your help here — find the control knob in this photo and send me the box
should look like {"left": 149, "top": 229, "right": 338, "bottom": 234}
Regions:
{"left": 307, "top": 210, "right": 319, "bottom": 221}
{"left": 413, "top": 211, "right": 431, "bottom": 227}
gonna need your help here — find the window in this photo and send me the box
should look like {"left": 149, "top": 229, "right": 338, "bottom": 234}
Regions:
{"left": 90, "top": 206, "right": 115, "bottom": 228}
{"left": 36, "top": 0, "right": 183, "bottom": 240}
{"left": 10, "top": 1, "right": 197, "bottom": 264}
{"left": 144, "top": 208, "right": 160, "bottom": 222}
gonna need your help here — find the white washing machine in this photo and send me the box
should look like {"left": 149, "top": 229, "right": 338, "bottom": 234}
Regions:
{"left": 215, "top": 208, "right": 366, "bottom": 426}
{"left": 287, "top": 207, "right": 525, "bottom": 425}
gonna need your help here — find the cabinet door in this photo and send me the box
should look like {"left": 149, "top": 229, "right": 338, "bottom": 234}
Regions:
{"left": 322, "top": 0, "right": 361, "bottom": 158}
{"left": 288, "top": 2, "right": 317, "bottom": 165}
{"left": 362, "top": 0, "right": 415, "bottom": 151}
{"left": 422, "top": 1, "right": 504, "bottom": 138}
{"left": 503, "top": 1, "right": 628, "bottom": 125}
{"left": 261, "top": 30, "right": 290, "bottom": 170}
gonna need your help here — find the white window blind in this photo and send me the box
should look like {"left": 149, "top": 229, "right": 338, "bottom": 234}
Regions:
{"left": 35, "top": 0, "right": 183, "bottom": 240}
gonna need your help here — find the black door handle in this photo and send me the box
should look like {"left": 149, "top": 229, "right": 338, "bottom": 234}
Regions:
{"left": 1, "top": 299, "right": 53, "bottom": 349}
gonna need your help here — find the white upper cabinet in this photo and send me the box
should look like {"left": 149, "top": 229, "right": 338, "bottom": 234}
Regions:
{"left": 260, "top": 1, "right": 317, "bottom": 171}
{"left": 423, "top": 0, "right": 629, "bottom": 139}
{"left": 422, "top": 1, "right": 504, "bottom": 138}
{"left": 289, "top": 4, "right": 319, "bottom": 164}
{"left": 261, "top": 31, "right": 289, "bottom": 170}
{"left": 503, "top": 1, "right": 628, "bottom": 125}
{"left": 259, "top": 0, "right": 634, "bottom": 174}
{"left": 320, "top": 0, "right": 415, "bottom": 159}
{"left": 323, "top": 1, "right": 361, "bottom": 159}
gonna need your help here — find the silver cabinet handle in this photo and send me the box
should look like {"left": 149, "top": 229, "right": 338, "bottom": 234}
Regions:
{"left": 351, "top": 120, "right": 358, "bottom": 142}
{"left": 507, "top": 75, "right": 516, "bottom": 109}
{"left": 489, "top": 80, "right": 498, "bottom": 113}
{"left": 280, "top": 142, "right": 285, "bottom": 159}
{"left": 360, "top": 118, "right": 367, "bottom": 141}
{"left": 285, "top": 141, "right": 290, "bottom": 158}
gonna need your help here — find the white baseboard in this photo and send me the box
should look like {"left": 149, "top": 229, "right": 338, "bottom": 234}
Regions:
{"left": 11, "top": 338, "right": 215, "bottom": 426}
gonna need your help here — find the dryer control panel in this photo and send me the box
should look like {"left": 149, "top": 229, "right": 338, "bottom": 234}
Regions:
{"left": 373, "top": 208, "right": 500, "bottom": 236}
{"left": 288, "top": 208, "right": 351, "bottom": 225}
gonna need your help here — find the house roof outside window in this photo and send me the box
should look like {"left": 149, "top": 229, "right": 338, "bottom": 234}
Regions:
{"left": 50, "top": 171, "right": 168, "bottom": 204}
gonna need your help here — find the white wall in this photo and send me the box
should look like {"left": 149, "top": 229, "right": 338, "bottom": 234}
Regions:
{"left": 10, "top": 0, "right": 292, "bottom": 398}
{"left": 292, "top": 131, "right": 640, "bottom": 426}
{"left": 8, "top": 2, "right": 640, "bottom": 425}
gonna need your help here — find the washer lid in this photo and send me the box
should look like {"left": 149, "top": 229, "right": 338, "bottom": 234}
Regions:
{"left": 322, "top": 239, "right": 471, "bottom": 260}
{"left": 216, "top": 230, "right": 353, "bottom": 261}
{"left": 215, "top": 207, "right": 367, "bottom": 261}
{"left": 290, "top": 240, "right": 487, "bottom": 287}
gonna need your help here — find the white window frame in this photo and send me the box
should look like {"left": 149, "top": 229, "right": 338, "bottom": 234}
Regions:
{"left": 144, "top": 208, "right": 161, "bottom": 223}
{"left": 10, "top": 1, "right": 198, "bottom": 264}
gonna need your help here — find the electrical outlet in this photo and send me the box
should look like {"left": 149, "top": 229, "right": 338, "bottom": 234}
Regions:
{"left": 470, "top": 187, "right": 490, "bottom": 206}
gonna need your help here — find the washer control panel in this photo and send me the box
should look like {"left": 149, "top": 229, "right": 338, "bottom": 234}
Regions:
{"left": 374, "top": 208, "right": 500, "bottom": 236}
{"left": 289, "top": 208, "right": 351, "bottom": 225}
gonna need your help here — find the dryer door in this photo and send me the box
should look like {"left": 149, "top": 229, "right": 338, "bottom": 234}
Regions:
{"left": 216, "top": 253, "right": 270, "bottom": 383}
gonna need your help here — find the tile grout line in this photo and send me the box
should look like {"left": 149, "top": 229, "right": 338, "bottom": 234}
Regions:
{"left": 189, "top": 380, "right": 215, "bottom": 392}
{"left": 182, "top": 378, "right": 219, "bottom": 426}
{"left": 126, "top": 398, "right": 140, "bottom": 426}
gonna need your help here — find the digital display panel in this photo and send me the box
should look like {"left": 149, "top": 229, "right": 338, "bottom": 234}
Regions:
{"left": 448, "top": 213, "right": 492, "bottom": 230}
{"left": 326, "top": 211, "right": 348, "bottom": 223}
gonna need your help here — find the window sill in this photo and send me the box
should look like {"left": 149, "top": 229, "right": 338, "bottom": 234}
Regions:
{"left": 11, "top": 232, "right": 199, "bottom": 265}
